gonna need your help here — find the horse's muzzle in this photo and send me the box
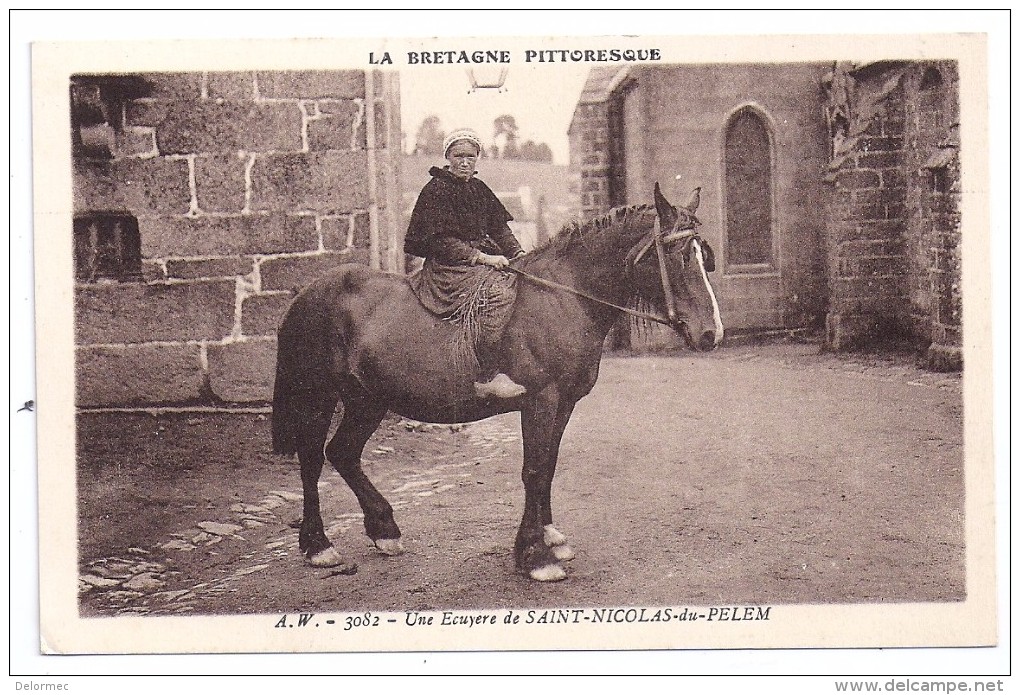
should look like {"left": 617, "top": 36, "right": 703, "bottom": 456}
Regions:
{"left": 680, "top": 323, "right": 720, "bottom": 352}
{"left": 697, "top": 330, "right": 719, "bottom": 352}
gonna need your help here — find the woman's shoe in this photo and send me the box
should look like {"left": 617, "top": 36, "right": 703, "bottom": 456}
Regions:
{"left": 474, "top": 372, "right": 527, "bottom": 399}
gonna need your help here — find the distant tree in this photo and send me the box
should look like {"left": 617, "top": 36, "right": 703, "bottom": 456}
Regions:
{"left": 521, "top": 140, "right": 554, "bottom": 162}
{"left": 491, "top": 116, "right": 554, "bottom": 161}
{"left": 413, "top": 115, "right": 445, "bottom": 156}
{"left": 493, "top": 114, "right": 520, "bottom": 159}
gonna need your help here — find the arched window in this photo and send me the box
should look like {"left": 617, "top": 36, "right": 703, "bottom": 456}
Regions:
{"left": 724, "top": 107, "right": 774, "bottom": 269}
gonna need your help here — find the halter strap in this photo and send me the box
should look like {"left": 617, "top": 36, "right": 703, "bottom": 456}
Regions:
{"left": 652, "top": 217, "right": 680, "bottom": 328}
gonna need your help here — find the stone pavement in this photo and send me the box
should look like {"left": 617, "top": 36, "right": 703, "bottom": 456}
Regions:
{"left": 78, "top": 418, "right": 522, "bottom": 616}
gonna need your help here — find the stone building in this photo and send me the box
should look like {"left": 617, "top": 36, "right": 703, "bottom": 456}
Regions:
{"left": 569, "top": 61, "right": 962, "bottom": 369}
{"left": 72, "top": 70, "right": 403, "bottom": 406}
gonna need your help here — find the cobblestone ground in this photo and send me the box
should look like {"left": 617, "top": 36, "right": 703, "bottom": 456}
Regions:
{"left": 77, "top": 415, "right": 524, "bottom": 616}
{"left": 75, "top": 342, "right": 967, "bottom": 616}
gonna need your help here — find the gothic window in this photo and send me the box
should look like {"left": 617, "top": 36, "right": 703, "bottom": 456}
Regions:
{"left": 920, "top": 66, "right": 943, "bottom": 91}
{"left": 918, "top": 66, "right": 956, "bottom": 194}
{"left": 724, "top": 107, "right": 775, "bottom": 269}
{"left": 918, "top": 66, "right": 944, "bottom": 131}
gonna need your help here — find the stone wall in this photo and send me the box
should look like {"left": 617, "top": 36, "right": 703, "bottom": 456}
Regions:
{"left": 570, "top": 100, "right": 613, "bottom": 222}
{"left": 904, "top": 63, "right": 962, "bottom": 371}
{"left": 568, "top": 67, "right": 618, "bottom": 222}
{"left": 823, "top": 66, "right": 912, "bottom": 348}
{"left": 73, "top": 70, "right": 403, "bottom": 406}
{"left": 823, "top": 61, "right": 961, "bottom": 370}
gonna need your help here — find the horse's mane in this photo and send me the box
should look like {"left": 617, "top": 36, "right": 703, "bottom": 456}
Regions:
{"left": 522, "top": 204, "right": 655, "bottom": 264}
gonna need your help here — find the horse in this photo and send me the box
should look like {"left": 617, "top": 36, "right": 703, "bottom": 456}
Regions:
{"left": 271, "top": 183, "right": 723, "bottom": 582}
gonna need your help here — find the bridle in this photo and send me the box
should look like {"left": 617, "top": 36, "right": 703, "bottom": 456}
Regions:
{"left": 508, "top": 213, "right": 708, "bottom": 332}
{"left": 625, "top": 217, "right": 707, "bottom": 330}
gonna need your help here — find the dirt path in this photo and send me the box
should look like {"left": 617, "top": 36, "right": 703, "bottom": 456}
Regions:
{"left": 76, "top": 343, "right": 964, "bottom": 616}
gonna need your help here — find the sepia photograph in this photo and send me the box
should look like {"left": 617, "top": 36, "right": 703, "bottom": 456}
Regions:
{"left": 12, "top": 9, "right": 1008, "bottom": 683}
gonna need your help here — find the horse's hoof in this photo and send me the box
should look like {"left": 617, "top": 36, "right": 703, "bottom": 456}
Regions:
{"left": 530, "top": 564, "right": 567, "bottom": 582}
{"left": 543, "top": 524, "right": 568, "bottom": 547}
{"left": 308, "top": 547, "right": 348, "bottom": 568}
{"left": 551, "top": 544, "right": 576, "bottom": 562}
{"left": 374, "top": 538, "right": 404, "bottom": 556}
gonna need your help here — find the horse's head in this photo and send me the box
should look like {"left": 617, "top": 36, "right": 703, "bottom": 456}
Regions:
{"left": 626, "top": 184, "right": 724, "bottom": 351}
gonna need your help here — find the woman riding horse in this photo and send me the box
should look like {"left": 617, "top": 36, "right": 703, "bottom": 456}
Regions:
{"left": 405, "top": 128, "right": 527, "bottom": 400}
{"left": 273, "top": 182, "right": 722, "bottom": 582}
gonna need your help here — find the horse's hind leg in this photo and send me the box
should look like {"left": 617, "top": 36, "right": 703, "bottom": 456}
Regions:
{"left": 297, "top": 397, "right": 355, "bottom": 570}
{"left": 324, "top": 398, "right": 403, "bottom": 556}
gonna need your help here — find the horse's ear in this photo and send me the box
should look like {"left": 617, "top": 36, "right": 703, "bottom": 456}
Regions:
{"left": 653, "top": 182, "right": 673, "bottom": 221}
{"left": 684, "top": 187, "right": 701, "bottom": 214}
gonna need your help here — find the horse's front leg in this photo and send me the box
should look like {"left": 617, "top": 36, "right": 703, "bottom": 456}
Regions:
{"left": 516, "top": 384, "right": 577, "bottom": 581}
{"left": 538, "top": 402, "right": 578, "bottom": 564}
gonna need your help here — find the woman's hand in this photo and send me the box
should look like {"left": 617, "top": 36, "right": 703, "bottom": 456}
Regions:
{"left": 474, "top": 252, "right": 511, "bottom": 269}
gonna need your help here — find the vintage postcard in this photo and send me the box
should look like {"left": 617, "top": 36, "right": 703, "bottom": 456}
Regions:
{"left": 25, "top": 22, "right": 1001, "bottom": 666}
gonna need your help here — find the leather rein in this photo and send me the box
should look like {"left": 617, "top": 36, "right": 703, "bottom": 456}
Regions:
{"left": 507, "top": 218, "right": 700, "bottom": 330}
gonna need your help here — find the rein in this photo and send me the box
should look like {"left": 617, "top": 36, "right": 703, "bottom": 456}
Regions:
{"left": 507, "top": 218, "right": 700, "bottom": 329}
{"left": 506, "top": 265, "right": 676, "bottom": 327}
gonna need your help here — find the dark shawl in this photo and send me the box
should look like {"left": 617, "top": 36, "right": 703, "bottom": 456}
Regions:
{"left": 404, "top": 166, "right": 523, "bottom": 264}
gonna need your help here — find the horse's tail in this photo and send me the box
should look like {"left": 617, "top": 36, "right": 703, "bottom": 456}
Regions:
{"left": 272, "top": 302, "right": 303, "bottom": 455}
{"left": 271, "top": 289, "right": 331, "bottom": 456}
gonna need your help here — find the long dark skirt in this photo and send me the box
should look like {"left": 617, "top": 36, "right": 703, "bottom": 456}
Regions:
{"left": 408, "top": 259, "right": 517, "bottom": 372}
